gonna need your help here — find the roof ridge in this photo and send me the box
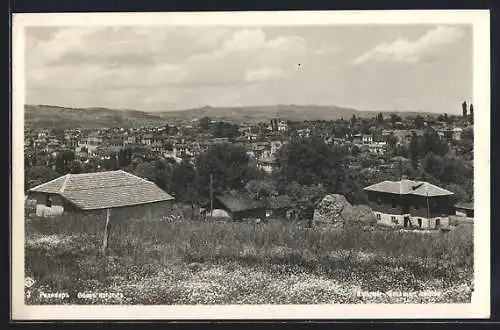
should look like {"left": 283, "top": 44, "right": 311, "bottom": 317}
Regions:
{"left": 29, "top": 175, "right": 65, "bottom": 191}
{"left": 120, "top": 169, "right": 155, "bottom": 184}
{"left": 59, "top": 174, "right": 71, "bottom": 193}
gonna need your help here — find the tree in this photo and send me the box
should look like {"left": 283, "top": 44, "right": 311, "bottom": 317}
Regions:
{"left": 422, "top": 128, "right": 448, "bottom": 156}
{"left": 351, "top": 145, "right": 361, "bottom": 157}
{"left": 360, "top": 122, "right": 371, "bottom": 134}
{"left": 25, "top": 165, "right": 59, "bottom": 191}
{"left": 390, "top": 114, "right": 402, "bottom": 125}
{"left": 422, "top": 152, "right": 443, "bottom": 179}
{"left": 462, "top": 101, "right": 468, "bottom": 117}
{"left": 275, "top": 136, "right": 347, "bottom": 193}
{"left": 376, "top": 113, "right": 384, "bottom": 123}
{"left": 51, "top": 128, "right": 65, "bottom": 139}
{"left": 195, "top": 143, "right": 253, "bottom": 198}
{"left": 245, "top": 179, "right": 277, "bottom": 200}
{"left": 211, "top": 121, "right": 240, "bottom": 139}
{"left": 171, "top": 159, "right": 197, "bottom": 203}
{"left": 440, "top": 157, "right": 472, "bottom": 185}
{"left": 445, "top": 183, "right": 470, "bottom": 203}
{"left": 118, "top": 148, "right": 133, "bottom": 168}
{"left": 199, "top": 117, "right": 212, "bottom": 131}
{"left": 54, "top": 150, "right": 76, "bottom": 174}
{"left": 133, "top": 162, "right": 156, "bottom": 181}
{"left": 413, "top": 115, "right": 425, "bottom": 129}
{"left": 386, "top": 133, "right": 398, "bottom": 150}
{"left": 469, "top": 104, "right": 474, "bottom": 117}
{"left": 409, "top": 133, "right": 422, "bottom": 169}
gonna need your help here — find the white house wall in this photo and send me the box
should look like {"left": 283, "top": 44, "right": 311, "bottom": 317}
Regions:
{"left": 374, "top": 211, "right": 450, "bottom": 229}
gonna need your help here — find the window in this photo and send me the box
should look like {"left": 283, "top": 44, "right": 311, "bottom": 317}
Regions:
{"left": 391, "top": 202, "right": 396, "bottom": 208}
{"left": 417, "top": 218, "right": 422, "bottom": 228}
{"left": 391, "top": 216, "right": 398, "bottom": 224}
{"left": 376, "top": 197, "right": 382, "bottom": 205}
{"left": 376, "top": 213, "right": 381, "bottom": 220}
{"left": 435, "top": 218, "right": 441, "bottom": 228}
{"left": 45, "top": 195, "right": 52, "bottom": 207}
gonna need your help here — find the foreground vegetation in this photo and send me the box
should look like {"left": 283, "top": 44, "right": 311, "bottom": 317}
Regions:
{"left": 25, "top": 214, "right": 473, "bottom": 305}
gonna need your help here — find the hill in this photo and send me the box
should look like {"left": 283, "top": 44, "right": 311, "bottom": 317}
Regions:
{"left": 24, "top": 105, "right": 166, "bottom": 129}
{"left": 157, "top": 104, "right": 429, "bottom": 123}
{"left": 24, "top": 104, "right": 429, "bottom": 129}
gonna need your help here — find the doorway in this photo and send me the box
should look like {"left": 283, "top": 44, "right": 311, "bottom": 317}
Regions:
{"left": 403, "top": 216, "right": 410, "bottom": 227}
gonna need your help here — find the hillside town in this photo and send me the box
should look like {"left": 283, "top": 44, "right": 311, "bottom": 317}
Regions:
{"left": 25, "top": 102, "right": 474, "bottom": 230}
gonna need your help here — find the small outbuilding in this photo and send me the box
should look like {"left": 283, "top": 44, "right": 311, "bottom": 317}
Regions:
{"left": 214, "top": 194, "right": 267, "bottom": 220}
{"left": 454, "top": 202, "right": 474, "bottom": 218}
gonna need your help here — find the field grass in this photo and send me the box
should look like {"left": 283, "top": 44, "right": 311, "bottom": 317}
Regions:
{"left": 24, "top": 213, "right": 473, "bottom": 305}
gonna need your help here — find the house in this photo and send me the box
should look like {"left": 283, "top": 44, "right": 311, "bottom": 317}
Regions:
{"left": 362, "top": 134, "right": 373, "bottom": 144}
{"left": 33, "top": 138, "right": 47, "bottom": 149}
{"left": 297, "top": 128, "right": 311, "bottom": 138}
{"left": 214, "top": 194, "right": 267, "bottom": 220}
{"left": 392, "top": 130, "right": 424, "bottom": 146}
{"left": 45, "top": 141, "right": 62, "bottom": 154}
{"left": 257, "top": 157, "right": 278, "bottom": 173}
{"left": 278, "top": 120, "right": 288, "bottom": 132}
{"left": 37, "top": 129, "right": 50, "bottom": 138}
{"left": 454, "top": 202, "right": 474, "bottom": 218}
{"left": 452, "top": 127, "right": 463, "bottom": 141}
{"left": 141, "top": 134, "right": 153, "bottom": 146}
{"left": 77, "top": 133, "right": 103, "bottom": 155}
{"left": 364, "top": 179, "right": 455, "bottom": 229}
{"left": 127, "top": 135, "right": 137, "bottom": 144}
{"left": 367, "top": 142, "right": 387, "bottom": 155}
{"left": 27, "top": 170, "right": 175, "bottom": 219}
{"left": 352, "top": 134, "right": 363, "bottom": 144}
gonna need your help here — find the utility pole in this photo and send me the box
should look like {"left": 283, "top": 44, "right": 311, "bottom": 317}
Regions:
{"left": 102, "top": 208, "right": 111, "bottom": 257}
{"left": 426, "top": 189, "right": 430, "bottom": 227}
{"left": 210, "top": 174, "right": 213, "bottom": 217}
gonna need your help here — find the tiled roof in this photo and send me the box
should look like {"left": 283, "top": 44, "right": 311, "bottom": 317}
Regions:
{"left": 266, "top": 195, "right": 293, "bottom": 209}
{"left": 454, "top": 202, "right": 474, "bottom": 210}
{"left": 29, "top": 170, "right": 174, "bottom": 210}
{"left": 364, "top": 179, "right": 454, "bottom": 197}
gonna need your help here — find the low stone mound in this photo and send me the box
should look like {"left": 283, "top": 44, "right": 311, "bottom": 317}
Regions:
{"left": 342, "top": 204, "right": 377, "bottom": 226}
{"left": 312, "top": 194, "right": 376, "bottom": 228}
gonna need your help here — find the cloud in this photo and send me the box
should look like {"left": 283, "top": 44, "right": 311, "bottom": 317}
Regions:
{"left": 352, "top": 25, "right": 464, "bottom": 66}
{"left": 26, "top": 27, "right": 308, "bottom": 91}
{"left": 244, "top": 68, "right": 286, "bottom": 82}
{"left": 24, "top": 25, "right": 471, "bottom": 113}
{"left": 313, "top": 44, "right": 341, "bottom": 56}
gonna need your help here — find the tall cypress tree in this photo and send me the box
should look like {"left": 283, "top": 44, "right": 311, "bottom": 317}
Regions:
{"left": 462, "top": 101, "right": 468, "bottom": 117}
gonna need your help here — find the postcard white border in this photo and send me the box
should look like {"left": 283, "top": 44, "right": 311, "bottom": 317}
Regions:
{"left": 11, "top": 10, "right": 490, "bottom": 320}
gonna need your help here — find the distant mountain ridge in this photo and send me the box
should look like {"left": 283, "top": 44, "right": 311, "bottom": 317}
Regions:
{"left": 24, "top": 104, "right": 430, "bottom": 129}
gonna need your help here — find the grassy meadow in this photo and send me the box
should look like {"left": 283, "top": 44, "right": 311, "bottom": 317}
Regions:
{"left": 24, "top": 212, "right": 474, "bottom": 305}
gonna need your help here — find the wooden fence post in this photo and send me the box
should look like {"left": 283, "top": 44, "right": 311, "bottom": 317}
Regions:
{"left": 102, "top": 208, "right": 111, "bottom": 256}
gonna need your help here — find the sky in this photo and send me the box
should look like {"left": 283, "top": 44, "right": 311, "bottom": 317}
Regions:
{"left": 25, "top": 24, "right": 472, "bottom": 113}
